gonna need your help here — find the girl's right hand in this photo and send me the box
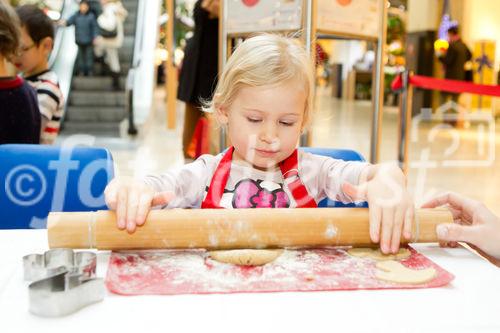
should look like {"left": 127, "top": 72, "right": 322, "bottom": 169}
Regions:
{"left": 104, "top": 178, "right": 174, "bottom": 233}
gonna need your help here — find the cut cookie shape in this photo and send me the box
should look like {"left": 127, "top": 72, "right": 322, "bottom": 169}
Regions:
{"left": 347, "top": 247, "right": 411, "bottom": 261}
{"left": 375, "top": 260, "right": 437, "bottom": 285}
{"left": 209, "top": 249, "right": 284, "bottom": 266}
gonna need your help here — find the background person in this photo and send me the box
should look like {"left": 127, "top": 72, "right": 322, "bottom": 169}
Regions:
{"left": 15, "top": 5, "right": 64, "bottom": 144}
{"left": 94, "top": 0, "right": 127, "bottom": 90}
{"left": 0, "top": 1, "right": 40, "bottom": 144}
{"left": 177, "top": 0, "right": 219, "bottom": 159}
{"left": 61, "top": 0, "right": 98, "bottom": 77}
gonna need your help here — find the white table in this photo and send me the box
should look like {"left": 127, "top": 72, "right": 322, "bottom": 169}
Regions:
{"left": 1, "top": 230, "right": 499, "bottom": 333}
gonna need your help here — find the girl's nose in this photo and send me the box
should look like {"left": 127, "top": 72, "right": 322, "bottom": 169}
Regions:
{"left": 259, "top": 122, "right": 278, "bottom": 144}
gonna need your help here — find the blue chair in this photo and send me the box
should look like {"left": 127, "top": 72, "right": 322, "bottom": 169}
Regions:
{"left": 299, "top": 147, "right": 368, "bottom": 208}
{"left": 0, "top": 144, "right": 114, "bottom": 229}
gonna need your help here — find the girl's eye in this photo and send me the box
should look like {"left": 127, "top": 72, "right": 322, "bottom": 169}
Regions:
{"left": 280, "top": 121, "right": 294, "bottom": 127}
{"left": 247, "top": 117, "right": 262, "bottom": 123}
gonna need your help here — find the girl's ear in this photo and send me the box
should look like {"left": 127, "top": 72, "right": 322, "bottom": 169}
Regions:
{"left": 215, "top": 105, "right": 229, "bottom": 125}
{"left": 213, "top": 94, "right": 229, "bottom": 125}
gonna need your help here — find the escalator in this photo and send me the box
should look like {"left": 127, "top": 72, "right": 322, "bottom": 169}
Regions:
{"left": 16, "top": 0, "right": 156, "bottom": 138}
{"left": 61, "top": 0, "right": 139, "bottom": 137}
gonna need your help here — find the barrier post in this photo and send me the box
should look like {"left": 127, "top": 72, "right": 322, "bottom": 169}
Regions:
{"left": 369, "top": 0, "right": 388, "bottom": 164}
{"left": 397, "top": 70, "right": 413, "bottom": 175}
{"left": 300, "top": 0, "right": 314, "bottom": 147}
{"left": 218, "top": 0, "right": 227, "bottom": 151}
{"left": 165, "top": 0, "right": 177, "bottom": 130}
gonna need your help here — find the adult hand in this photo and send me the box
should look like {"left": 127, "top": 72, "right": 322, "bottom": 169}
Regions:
{"left": 422, "top": 192, "right": 500, "bottom": 260}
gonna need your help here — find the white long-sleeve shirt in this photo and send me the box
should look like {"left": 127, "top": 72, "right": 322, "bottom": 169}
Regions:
{"left": 143, "top": 151, "right": 369, "bottom": 209}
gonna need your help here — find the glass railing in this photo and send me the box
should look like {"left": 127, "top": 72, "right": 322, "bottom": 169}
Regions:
{"left": 126, "top": 0, "right": 145, "bottom": 135}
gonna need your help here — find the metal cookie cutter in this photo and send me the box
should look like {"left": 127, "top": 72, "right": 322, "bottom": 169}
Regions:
{"left": 23, "top": 249, "right": 105, "bottom": 317}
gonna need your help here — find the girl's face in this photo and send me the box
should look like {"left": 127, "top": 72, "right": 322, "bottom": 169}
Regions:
{"left": 218, "top": 81, "right": 307, "bottom": 171}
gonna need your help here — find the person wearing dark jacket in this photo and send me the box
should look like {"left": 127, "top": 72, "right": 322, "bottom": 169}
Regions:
{"left": 0, "top": 1, "right": 40, "bottom": 144}
{"left": 177, "top": 0, "right": 219, "bottom": 159}
{"left": 62, "top": 1, "right": 98, "bottom": 76}
{"left": 439, "top": 26, "right": 472, "bottom": 103}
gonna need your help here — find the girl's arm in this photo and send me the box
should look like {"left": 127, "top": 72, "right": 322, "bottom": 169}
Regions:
{"left": 104, "top": 156, "right": 215, "bottom": 233}
{"left": 143, "top": 156, "right": 214, "bottom": 208}
{"left": 301, "top": 152, "right": 368, "bottom": 204}
{"left": 304, "top": 152, "right": 413, "bottom": 254}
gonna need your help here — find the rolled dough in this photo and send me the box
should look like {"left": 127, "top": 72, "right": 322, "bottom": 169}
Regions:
{"left": 208, "top": 249, "right": 284, "bottom": 266}
{"left": 347, "top": 247, "right": 411, "bottom": 261}
{"left": 375, "top": 260, "right": 437, "bottom": 284}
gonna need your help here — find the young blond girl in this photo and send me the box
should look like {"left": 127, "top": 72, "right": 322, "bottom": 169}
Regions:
{"left": 105, "top": 34, "right": 414, "bottom": 254}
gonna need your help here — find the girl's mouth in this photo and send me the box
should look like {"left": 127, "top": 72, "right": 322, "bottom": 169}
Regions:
{"left": 255, "top": 149, "right": 279, "bottom": 157}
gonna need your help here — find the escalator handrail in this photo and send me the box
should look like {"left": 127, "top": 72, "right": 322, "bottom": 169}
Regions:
{"left": 48, "top": 0, "right": 75, "bottom": 69}
{"left": 126, "top": 0, "right": 147, "bottom": 135}
{"left": 131, "top": 0, "right": 146, "bottom": 70}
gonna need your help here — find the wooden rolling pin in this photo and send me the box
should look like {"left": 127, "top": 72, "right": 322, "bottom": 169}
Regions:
{"left": 47, "top": 208, "right": 452, "bottom": 250}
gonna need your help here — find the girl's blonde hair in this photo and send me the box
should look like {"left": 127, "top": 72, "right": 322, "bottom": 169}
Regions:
{"left": 204, "top": 34, "right": 315, "bottom": 128}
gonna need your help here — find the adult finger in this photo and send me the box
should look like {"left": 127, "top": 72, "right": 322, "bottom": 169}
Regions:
{"left": 436, "top": 223, "right": 481, "bottom": 245}
{"left": 422, "top": 192, "right": 477, "bottom": 215}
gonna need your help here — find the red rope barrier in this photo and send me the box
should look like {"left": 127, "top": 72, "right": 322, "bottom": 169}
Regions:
{"left": 391, "top": 74, "right": 500, "bottom": 97}
{"left": 391, "top": 74, "right": 403, "bottom": 91}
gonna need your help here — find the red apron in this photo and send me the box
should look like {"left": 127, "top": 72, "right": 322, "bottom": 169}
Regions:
{"left": 201, "top": 146, "right": 317, "bottom": 208}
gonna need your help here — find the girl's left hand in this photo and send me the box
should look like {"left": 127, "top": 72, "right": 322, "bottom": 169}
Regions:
{"left": 342, "top": 163, "right": 414, "bottom": 254}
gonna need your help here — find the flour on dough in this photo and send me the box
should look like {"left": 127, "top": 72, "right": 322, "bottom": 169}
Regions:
{"left": 347, "top": 247, "right": 411, "bottom": 261}
{"left": 375, "top": 260, "right": 437, "bottom": 284}
{"left": 208, "top": 249, "right": 284, "bottom": 266}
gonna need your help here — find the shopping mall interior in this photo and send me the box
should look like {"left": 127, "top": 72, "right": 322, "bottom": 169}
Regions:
{"left": 2, "top": 0, "right": 499, "bottom": 219}
{"left": 1, "top": 0, "right": 498, "bottom": 213}
{"left": 22, "top": 0, "right": 497, "bottom": 213}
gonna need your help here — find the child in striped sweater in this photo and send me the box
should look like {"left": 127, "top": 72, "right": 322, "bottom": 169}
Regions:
{"left": 14, "top": 5, "right": 64, "bottom": 145}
